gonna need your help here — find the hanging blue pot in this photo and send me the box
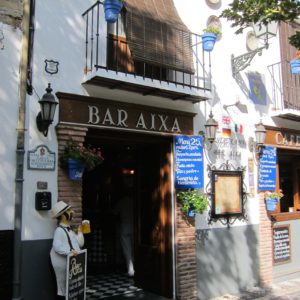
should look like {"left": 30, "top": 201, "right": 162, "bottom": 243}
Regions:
{"left": 68, "top": 159, "right": 85, "bottom": 181}
{"left": 202, "top": 33, "right": 217, "bottom": 52}
{"left": 187, "top": 205, "right": 195, "bottom": 217}
{"left": 290, "top": 60, "right": 300, "bottom": 75}
{"left": 103, "top": 0, "right": 123, "bottom": 23}
{"left": 265, "top": 197, "right": 278, "bottom": 211}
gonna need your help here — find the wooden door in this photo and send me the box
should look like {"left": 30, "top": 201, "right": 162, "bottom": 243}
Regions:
{"left": 293, "top": 160, "right": 300, "bottom": 211}
{"left": 134, "top": 142, "right": 173, "bottom": 298}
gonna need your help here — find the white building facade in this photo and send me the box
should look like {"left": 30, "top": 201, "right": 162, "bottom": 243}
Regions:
{"left": 1, "top": 0, "right": 300, "bottom": 299}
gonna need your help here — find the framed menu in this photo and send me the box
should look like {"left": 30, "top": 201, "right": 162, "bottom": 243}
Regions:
{"left": 211, "top": 170, "right": 243, "bottom": 218}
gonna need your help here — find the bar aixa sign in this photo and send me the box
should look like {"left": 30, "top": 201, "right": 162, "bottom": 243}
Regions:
{"left": 57, "top": 93, "right": 195, "bottom": 135}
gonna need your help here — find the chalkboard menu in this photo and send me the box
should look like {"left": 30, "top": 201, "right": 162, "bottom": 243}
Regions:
{"left": 273, "top": 225, "right": 291, "bottom": 265}
{"left": 66, "top": 250, "right": 87, "bottom": 300}
{"left": 174, "top": 135, "right": 204, "bottom": 189}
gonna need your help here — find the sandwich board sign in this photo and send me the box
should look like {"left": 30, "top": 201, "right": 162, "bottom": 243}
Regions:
{"left": 66, "top": 249, "right": 87, "bottom": 300}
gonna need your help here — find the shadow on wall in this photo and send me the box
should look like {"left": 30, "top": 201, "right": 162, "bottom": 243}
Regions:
{"left": 195, "top": 222, "right": 259, "bottom": 299}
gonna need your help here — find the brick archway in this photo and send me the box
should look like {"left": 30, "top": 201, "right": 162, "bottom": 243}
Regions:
{"left": 176, "top": 206, "right": 197, "bottom": 300}
{"left": 56, "top": 124, "right": 88, "bottom": 224}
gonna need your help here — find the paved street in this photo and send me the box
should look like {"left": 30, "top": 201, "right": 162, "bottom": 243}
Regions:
{"left": 212, "top": 278, "right": 300, "bottom": 300}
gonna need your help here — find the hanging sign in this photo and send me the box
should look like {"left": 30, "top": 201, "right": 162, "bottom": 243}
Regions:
{"left": 66, "top": 249, "right": 87, "bottom": 300}
{"left": 258, "top": 146, "right": 276, "bottom": 191}
{"left": 174, "top": 135, "right": 204, "bottom": 189}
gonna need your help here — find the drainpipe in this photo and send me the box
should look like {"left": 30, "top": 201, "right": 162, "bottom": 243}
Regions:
{"left": 12, "top": 0, "right": 34, "bottom": 299}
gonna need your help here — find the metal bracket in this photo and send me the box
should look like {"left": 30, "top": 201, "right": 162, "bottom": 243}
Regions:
{"left": 231, "top": 45, "right": 267, "bottom": 76}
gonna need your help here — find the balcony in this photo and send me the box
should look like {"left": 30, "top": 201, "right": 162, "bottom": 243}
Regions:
{"left": 82, "top": 1, "right": 212, "bottom": 103}
{"left": 268, "top": 60, "right": 300, "bottom": 121}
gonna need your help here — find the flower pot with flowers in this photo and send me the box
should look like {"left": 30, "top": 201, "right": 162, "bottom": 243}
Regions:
{"left": 60, "top": 140, "right": 104, "bottom": 180}
{"left": 177, "top": 189, "right": 209, "bottom": 217}
{"left": 264, "top": 190, "right": 283, "bottom": 212}
{"left": 202, "top": 26, "right": 221, "bottom": 52}
{"left": 290, "top": 51, "right": 300, "bottom": 75}
{"left": 103, "top": 0, "right": 124, "bottom": 23}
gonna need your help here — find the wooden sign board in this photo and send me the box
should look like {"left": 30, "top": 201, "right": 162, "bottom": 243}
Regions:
{"left": 66, "top": 250, "right": 87, "bottom": 300}
{"left": 273, "top": 225, "right": 291, "bottom": 265}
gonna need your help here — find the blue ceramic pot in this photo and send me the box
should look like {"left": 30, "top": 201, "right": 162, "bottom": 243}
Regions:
{"left": 202, "top": 32, "right": 217, "bottom": 52}
{"left": 265, "top": 197, "right": 278, "bottom": 211}
{"left": 187, "top": 205, "right": 196, "bottom": 217}
{"left": 68, "top": 159, "right": 85, "bottom": 180}
{"left": 290, "top": 60, "right": 300, "bottom": 75}
{"left": 103, "top": 0, "right": 123, "bottom": 23}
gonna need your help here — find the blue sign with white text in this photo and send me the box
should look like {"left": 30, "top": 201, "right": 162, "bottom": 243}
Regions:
{"left": 258, "top": 146, "right": 277, "bottom": 191}
{"left": 174, "top": 135, "right": 204, "bottom": 189}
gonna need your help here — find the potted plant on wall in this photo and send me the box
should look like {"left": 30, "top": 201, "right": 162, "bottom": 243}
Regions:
{"left": 202, "top": 26, "right": 221, "bottom": 52}
{"left": 60, "top": 140, "right": 104, "bottom": 180}
{"left": 264, "top": 190, "right": 283, "bottom": 212}
{"left": 177, "top": 189, "right": 209, "bottom": 217}
{"left": 103, "top": 0, "right": 124, "bottom": 23}
{"left": 290, "top": 51, "right": 300, "bottom": 75}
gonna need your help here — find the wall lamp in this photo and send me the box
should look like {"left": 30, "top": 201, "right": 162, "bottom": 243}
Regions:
{"left": 204, "top": 111, "right": 218, "bottom": 144}
{"left": 36, "top": 83, "right": 58, "bottom": 137}
{"left": 249, "top": 121, "right": 266, "bottom": 155}
{"left": 231, "top": 22, "right": 277, "bottom": 76}
{"left": 223, "top": 100, "right": 248, "bottom": 114}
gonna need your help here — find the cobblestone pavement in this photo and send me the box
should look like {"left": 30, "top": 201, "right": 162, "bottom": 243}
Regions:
{"left": 211, "top": 278, "right": 300, "bottom": 300}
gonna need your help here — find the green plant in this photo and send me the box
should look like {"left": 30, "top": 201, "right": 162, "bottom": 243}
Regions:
{"left": 60, "top": 139, "right": 104, "bottom": 171}
{"left": 264, "top": 190, "right": 283, "bottom": 201}
{"left": 177, "top": 189, "right": 209, "bottom": 215}
{"left": 203, "top": 26, "right": 222, "bottom": 35}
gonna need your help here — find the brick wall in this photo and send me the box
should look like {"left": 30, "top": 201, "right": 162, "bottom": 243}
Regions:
{"left": 56, "top": 125, "right": 88, "bottom": 224}
{"left": 259, "top": 192, "right": 273, "bottom": 286}
{"left": 176, "top": 205, "right": 197, "bottom": 300}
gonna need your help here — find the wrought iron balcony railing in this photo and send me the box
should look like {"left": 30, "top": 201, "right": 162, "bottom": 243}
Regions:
{"left": 82, "top": 1, "right": 212, "bottom": 99}
{"left": 268, "top": 60, "right": 300, "bottom": 111}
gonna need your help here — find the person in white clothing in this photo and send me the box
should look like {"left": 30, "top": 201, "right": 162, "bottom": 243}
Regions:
{"left": 114, "top": 189, "right": 134, "bottom": 277}
{"left": 50, "top": 201, "right": 84, "bottom": 299}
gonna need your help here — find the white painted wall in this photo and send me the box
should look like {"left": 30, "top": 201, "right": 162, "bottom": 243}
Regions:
{"left": 0, "top": 23, "right": 22, "bottom": 230}
{"left": 21, "top": 0, "right": 293, "bottom": 239}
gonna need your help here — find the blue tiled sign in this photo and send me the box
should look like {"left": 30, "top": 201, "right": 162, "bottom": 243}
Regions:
{"left": 174, "top": 135, "right": 204, "bottom": 189}
{"left": 258, "top": 146, "right": 277, "bottom": 191}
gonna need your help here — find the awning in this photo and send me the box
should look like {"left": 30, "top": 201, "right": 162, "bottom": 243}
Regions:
{"left": 124, "top": 0, "right": 194, "bottom": 74}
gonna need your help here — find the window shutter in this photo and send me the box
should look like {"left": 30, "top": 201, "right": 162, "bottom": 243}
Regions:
{"left": 124, "top": 0, "right": 194, "bottom": 74}
{"left": 279, "top": 22, "right": 300, "bottom": 109}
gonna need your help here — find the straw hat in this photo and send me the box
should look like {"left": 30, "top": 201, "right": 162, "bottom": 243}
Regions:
{"left": 51, "top": 201, "right": 71, "bottom": 219}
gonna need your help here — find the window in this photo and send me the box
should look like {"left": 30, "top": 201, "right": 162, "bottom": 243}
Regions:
{"left": 276, "top": 149, "right": 300, "bottom": 215}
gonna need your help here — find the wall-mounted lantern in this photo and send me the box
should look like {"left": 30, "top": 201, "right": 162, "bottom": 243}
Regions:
{"left": 231, "top": 21, "right": 277, "bottom": 76}
{"left": 204, "top": 111, "right": 218, "bottom": 144}
{"left": 249, "top": 120, "right": 266, "bottom": 155}
{"left": 36, "top": 83, "right": 58, "bottom": 137}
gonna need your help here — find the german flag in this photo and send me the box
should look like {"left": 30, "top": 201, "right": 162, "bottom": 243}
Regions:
{"left": 222, "top": 128, "right": 231, "bottom": 136}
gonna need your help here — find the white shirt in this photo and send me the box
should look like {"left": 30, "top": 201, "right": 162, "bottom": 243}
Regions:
{"left": 50, "top": 223, "right": 84, "bottom": 296}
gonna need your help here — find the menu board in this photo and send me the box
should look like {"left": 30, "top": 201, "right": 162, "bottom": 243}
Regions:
{"left": 174, "top": 135, "right": 204, "bottom": 189}
{"left": 66, "top": 250, "right": 87, "bottom": 300}
{"left": 258, "top": 146, "right": 277, "bottom": 191}
{"left": 273, "top": 225, "right": 291, "bottom": 265}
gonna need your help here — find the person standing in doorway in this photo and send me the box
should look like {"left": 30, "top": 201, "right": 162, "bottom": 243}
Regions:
{"left": 114, "top": 187, "right": 135, "bottom": 277}
{"left": 50, "top": 201, "right": 84, "bottom": 299}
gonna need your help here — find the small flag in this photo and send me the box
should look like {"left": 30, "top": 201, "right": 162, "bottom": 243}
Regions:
{"left": 222, "top": 128, "right": 232, "bottom": 137}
